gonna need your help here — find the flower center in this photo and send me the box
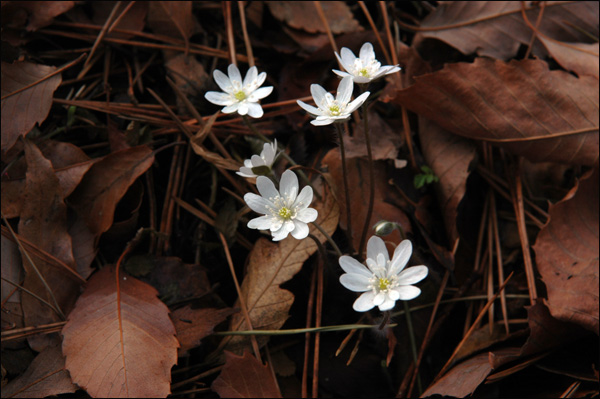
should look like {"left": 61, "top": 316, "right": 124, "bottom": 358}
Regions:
{"left": 234, "top": 91, "right": 247, "bottom": 101}
{"left": 329, "top": 104, "right": 341, "bottom": 116}
{"left": 377, "top": 277, "right": 391, "bottom": 291}
{"left": 278, "top": 207, "right": 292, "bottom": 219}
{"left": 359, "top": 68, "right": 369, "bottom": 77}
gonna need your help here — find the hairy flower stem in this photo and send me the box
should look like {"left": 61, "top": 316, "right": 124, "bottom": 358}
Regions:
{"left": 403, "top": 301, "right": 422, "bottom": 393}
{"left": 242, "top": 116, "right": 321, "bottom": 200}
{"left": 357, "top": 86, "right": 375, "bottom": 260}
{"left": 311, "top": 221, "right": 342, "bottom": 258}
{"left": 334, "top": 123, "right": 355, "bottom": 254}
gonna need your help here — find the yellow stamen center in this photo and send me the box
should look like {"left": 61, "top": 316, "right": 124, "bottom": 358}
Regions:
{"left": 235, "top": 91, "right": 247, "bottom": 101}
{"left": 278, "top": 207, "right": 292, "bottom": 219}
{"left": 377, "top": 277, "right": 391, "bottom": 291}
{"left": 329, "top": 104, "right": 341, "bottom": 116}
{"left": 359, "top": 68, "right": 369, "bottom": 77}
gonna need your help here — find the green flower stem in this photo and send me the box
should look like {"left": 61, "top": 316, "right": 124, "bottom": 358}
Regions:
{"left": 311, "top": 221, "right": 342, "bottom": 259}
{"left": 334, "top": 123, "right": 355, "bottom": 254}
{"left": 357, "top": 85, "right": 375, "bottom": 260}
{"left": 403, "top": 301, "right": 422, "bottom": 393}
{"left": 214, "top": 323, "right": 397, "bottom": 336}
{"left": 242, "top": 116, "right": 321, "bottom": 200}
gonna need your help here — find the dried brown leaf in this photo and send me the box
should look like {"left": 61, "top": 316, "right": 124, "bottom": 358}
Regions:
{"left": 1, "top": 344, "right": 76, "bottom": 398}
{"left": 537, "top": 37, "right": 599, "bottom": 79}
{"left": 1, "top": 1, "right": 75, "bottom": 32}
{"left": 1, "top": 61, "right": 62, "bottom": 151}
{"left": 18, "top": 139, "right": 79, "bottom": 351}
{"left": 227, "top": 188, "right": 339, "bottom": 351}
{"left": 211, "top": 351, "right": 282, "bottom": 398}
{"left": 415, "top": 1, "right": 599, "bottom": 60}
{"left": 267, "top": 1, "right": 359, "bottom": 34}
{"left": 147, "top": 1, "right": 196, "bottom": 41}
{"left": 533, "top": 168, "right": 599, "bottom": 334}
{"left": 321, "top": 152, "right": 411, "bottom": 252}
{"left": 171, "top": 306, "right": 235, "bottom": 356}
{"left": 393, "top": 58, "right": 599, "bottom": 166}
{"left": 62, "top": 266, "right": 178, "bottom": 398}
{"left": 419, "top": 117, "right": 476, "bottom": 245}
{"left": 68, "top": 145, "right": 155, "bottom": 237}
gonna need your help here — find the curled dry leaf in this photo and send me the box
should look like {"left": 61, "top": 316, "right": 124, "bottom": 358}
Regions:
{"left": 393, "top": 58, "right": 599, "bottom": 166}
{"left": 62, "top": 266, "right": 178, "bottom": 398}
{"left": 1, "top": 61, "right": 62, "bottom": 151}
{"left": 533, "top": 168, "right": 599, "bottom": 334}
{"left": 18, "top": 139, "right": 80, "bottom": 351}
{"left": 226, "top": 187, "right": 339, "bottom": 351}
{"left": 415, "top": 1, "right": 598, "bottom": 60}
{"left": 2, "top": 140, "right": 95, "bottom": 218}
{"left": 266, "top": 1, "right": 359, "bottom": 34}
{"left": 171, "top": 306, "right": 235, "bottom": 356}
{"left": 536, "top": 38, "right": 599, "bottom": 79}
{"left": 1, "top": 344, "right": 77, "bottom": 398}
{"left": 419, "top": 117, "right": 476, "bottom": 245}
{"left": 68, "top": 145, "right": 155, "bottom": 237}
{"left": 211, "top": 351, "right": 282, "bottom": 398}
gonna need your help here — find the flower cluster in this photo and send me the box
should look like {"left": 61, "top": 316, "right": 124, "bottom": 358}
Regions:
{"left": 339, "top": 236, "right": 428, "bottom": 312}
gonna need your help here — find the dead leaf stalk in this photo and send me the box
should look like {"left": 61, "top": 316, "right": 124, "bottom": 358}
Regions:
{"left": 432, "top": 272, "right": 514, "bottom": 384}
{"left": 313, "top": 1, "right": 340, "bottom": 68}
{"left": 238, "top": 1, "right": 255, "bottom": 67}
{"left": 334, "top": 123, "right": 355, "bottom": 253}
{"left": 357, "top": 97, "right": 376, "bottom": 260}
{"left": 223, "top": 1, "right": 237, "bottom": 66}
{"left": 218, "top": 232, "right": 263, "bottom": 363}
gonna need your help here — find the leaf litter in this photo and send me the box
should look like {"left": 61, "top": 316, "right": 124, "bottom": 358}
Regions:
{"left": 0, "top": 1, "right": 597, "bottom": 398}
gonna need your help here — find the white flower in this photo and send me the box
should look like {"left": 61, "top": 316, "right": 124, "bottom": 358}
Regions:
{"left": 297, "top": 76, "right": 370, "bottom": 126}
{"left": 339, "top": 236, "right": 428, "bottom": 312}
{"left": 244, "top": 170, "right": 318, "bottom": 241}
{"left": 333, "top": 42, "right": 401, "bottom": 84}
{"left": 236, "top": 139, "right": 279, "bottom": 178}
{"left": 205, "top": 64, "right": 273, "bottom": 118}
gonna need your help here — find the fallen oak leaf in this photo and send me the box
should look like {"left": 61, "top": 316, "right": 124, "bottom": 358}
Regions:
{"left": 62, "top": 265, "right": 178, "bottom": 398}
{"left": 211, "top": 350, "right": 282, "bottom": 398}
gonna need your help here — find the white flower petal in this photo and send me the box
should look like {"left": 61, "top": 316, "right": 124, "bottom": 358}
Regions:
{"left": 339, "top": 256, "right": 372, "bottom": 277}
{"left": 271, "top": 226, "right": 289, "bottom": 241}
{"left": 392, "top": 285, "right": 421, "bottom": 300}
{"left": 249, "top": 86, "right": 273, "bottom": 101}
{"left": 250, "top": 154, "right": 265, "bottom": 167}
{"left": 311, "top": 118, "right": 335, "bottom": 126}
{"left": 359, "top": 42, "right": 375, "bottom": 63}
{"left": 243, "top": 192, "right": 272, "bottom": 214}
{"left": 340, "top": 273, "right": 371, "bottom": 292}
{"left": 236, "top": 167, "right": 256, "bottom": 178}
{"left": 237, "top": 102, "right": 249, "bottom": 116}
{"left": 378, "top": 297, "right": 397, "bottom": 311}
{"left": 367, "top": 236, "right": 389, "bottom": 264}
{"left": 296, "top": 207, "right": 317, "bottom": 223}
{"left": 297, "top": 100, "right": 322, "bottom": 117}
{"left": 247, "top": 215, "right": 273, "bottom": 230}
{"left": 353, "top": 292, "right": 376, "bottom": 312}
{"left": 279, "top": 170, "right": 298, "bottom": 203}
{"left": 388, "top": 290, "right": 400, "bottom": 300}
{"left": 332, "top": 69, "right": 350, "bottom": 79}
{"left": 398, "top": 266, "right": 428, "bottom": 285}
{"left": 227, "top": 64, "right": 243, "bottom": 86}
{"left": 246, "top": 102, "right": 264, "bottom": 118}
{"left": 336, "top": 76, "right": 353, "bottom": 105}
{"left": 283, "top": 219, "right": 295, "bottom": 232}
{"left": 243, "top": 66, "right": 258, "bottom": 88}
{"left": 345, "top": 91, "right": 370, "bottom": 113}
{"left": 255, "top": 71, "right": 267, "bottom": 88}
{"left": 256, "top": 176, "right": 279, "bottom": 200}
{"left": 270, "top": 218, "right": 283, "bottom": 231}
{"left": 222, "top": 103, "right": 240, "bottom": 114}
{"left": 340, "top": 47, "right": 357, "bottom": 70}
{"left": 205, "top": 91, "right": 233, "bottom": 106}
{"left": 310, "top": 84, "right": 328, "bottom": 106}
{"left": 291, "top": 220, "right": 309, "bottom": 239}
{"left": 213, "top": 69, "right": 232, "bottom": 92}
{"left": 373, "top": 292, "right": 385, "bottom": 306}
{"left": 352, "top": 76, "right": 372, "bottom": 84}
{"left": 389, "top": 239, "right": 412, "bottom": 276}
{"left": 294, "top": 186, "right": 313, "bottom": 209}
